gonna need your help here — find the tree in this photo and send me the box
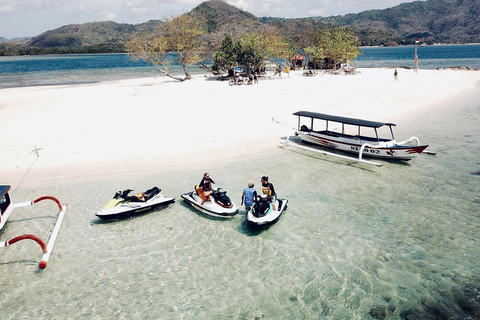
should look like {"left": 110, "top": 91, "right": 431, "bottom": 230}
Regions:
{"left": 236, "top": 32, "right": 264, "bottom": 72}
{"left": 127, "top": 14, "right": 206, "bottom": 81}
{"left": 317, "top": 26, "right": 361, "bottom": 70}
{"left": 261, "top": 29, "right": 296, "bottom": 68}
{"left": 211, "top": 34, "right": 237, "bottom": 73}
{"left": 304, "top": 44, "right": 325, "bottom": 71}
{"left": 212, "top": 28, "right": 295, "bottom": 75}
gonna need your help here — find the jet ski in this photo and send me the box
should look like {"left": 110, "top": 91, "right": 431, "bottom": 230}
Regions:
{"left": 247, "top": 194, "right": 288, "bottom": 228}
{"left": 181, "top": 185, "right": 238, "bottom": 218}
{"left": 96, "top": 187, "right": 175, "bottom": 220}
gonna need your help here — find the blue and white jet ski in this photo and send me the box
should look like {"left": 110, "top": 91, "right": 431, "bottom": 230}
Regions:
{"left": 96, "top": 187, "right": 175, "bottom": 220}
{"left": 181, "top": 185, "right": 238, "bottom": 218}
{"left": 247, "top": 194, "right": 288, "bottom": 228}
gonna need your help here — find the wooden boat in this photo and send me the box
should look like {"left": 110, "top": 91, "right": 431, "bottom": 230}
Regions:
{"left": 0, "top": 185, "right": 67, "bottom": 269}
{"left": 288, "top": 111, "right": 429, "bottom": 165}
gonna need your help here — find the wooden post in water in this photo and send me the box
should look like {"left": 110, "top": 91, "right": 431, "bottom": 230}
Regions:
{"left": 414, "top": 39, "right": 419, "bottom": 72}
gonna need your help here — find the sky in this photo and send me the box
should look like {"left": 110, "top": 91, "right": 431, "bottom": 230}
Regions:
{"left": 0, "top": 0, "right": 414, "bottom": 39}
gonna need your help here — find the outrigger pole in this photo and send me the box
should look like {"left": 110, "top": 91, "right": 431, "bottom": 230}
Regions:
{"left": 282, "top": 136, "right": 383, "bottom": 167}
{"left": 0, "top": 234, "right": 47, "bottom": 252}
{"left": 11, "top": 196, "right": 67, "bottom": 269}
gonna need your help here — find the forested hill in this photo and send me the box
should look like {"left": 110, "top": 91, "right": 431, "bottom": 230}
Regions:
{"left": 318, "top": 0, "right": 480, "bottom": 45}
{"left": 1, "top": 0, "right": 478, "bottom": 55}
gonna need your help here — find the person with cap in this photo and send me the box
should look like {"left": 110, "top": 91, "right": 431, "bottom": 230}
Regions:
{"left": 241, "top": 181, "right": 257, "bottom": 212}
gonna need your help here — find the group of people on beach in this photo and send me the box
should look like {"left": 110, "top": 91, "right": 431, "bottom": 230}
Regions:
{"left": 232, "top": 72, "right": 259, "bottom": 85}
{"left": 198, "top": 173, "right": 276, "bottom": 211}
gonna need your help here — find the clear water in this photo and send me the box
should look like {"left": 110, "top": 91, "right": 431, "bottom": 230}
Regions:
{"left": 0, "top": 53, "right": 206, "bottom": 89}
{"left": 353, "top": 44, "right": 480, "bottom": 69}
{"left": 1, "top": 86, "right": 479, "bottom": 319}
{"left": 1, "top": 44, "right": 479, "bottom": 88}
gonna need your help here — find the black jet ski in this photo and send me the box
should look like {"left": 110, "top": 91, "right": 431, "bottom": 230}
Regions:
{"left": 96, "top": 187, "right": 175, "bottom": 220}
{"left": 247, "top": 195, "right": 288, "bottom": 228}
{"left": 181, "top": 185, "right": 238, "bottom": 218}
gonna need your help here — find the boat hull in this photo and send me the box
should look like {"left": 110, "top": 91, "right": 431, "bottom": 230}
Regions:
{"left": 96, "top": 196, "right": 175, "bottom": 220}
{"left": 0, "top": 187, "right": 12, "bottom": 235}
{"left": 297, "top": 131, "right": 428, "bottom": 161}
{"left": 247, "top": 198, "right": 288, "bottom": 228}
{"left": 181, "top": 192, "right": 238, "bottom": 218}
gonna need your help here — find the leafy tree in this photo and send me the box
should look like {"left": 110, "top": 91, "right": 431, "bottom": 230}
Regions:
{"left": 304, "top": 44, "right": 325, "bottom": 71}
{"left": 212, "top": 28, "right": 294, "bottom": 75}
{"left": 236, "top": 32, "right": 264, "bottom": 72}
{"left": 211, "top": 34, "right": 237, "bottom": 73}
{"left": 127, "top": 14, "right": 206, "bottom": 81}
{"left": 261, "top": 29, "right": 295, "bottom": 67}
{"left": 316, "top": 26, "right": 361, "bottom": 70}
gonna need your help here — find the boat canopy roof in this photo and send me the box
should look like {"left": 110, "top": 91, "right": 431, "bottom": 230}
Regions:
{"left": 1, "top": 185, "right": 11, "bottom": 198}
{"left": 293, "top": 111, "right": 396, "bottom": 128}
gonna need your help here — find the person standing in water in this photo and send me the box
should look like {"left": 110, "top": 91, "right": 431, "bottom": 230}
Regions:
{"left": 241, "top": 181, "right": 257, "bottom": 212}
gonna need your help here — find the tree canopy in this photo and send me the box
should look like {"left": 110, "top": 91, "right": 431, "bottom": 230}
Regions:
{"left": 127, "top": 14, "right": 206, "bottom": 81}
{"left": 212, "top": 28, "right": 294, "bottom": 74}
{"left": 305, "top": 26, "right": 361, "bottom": 70}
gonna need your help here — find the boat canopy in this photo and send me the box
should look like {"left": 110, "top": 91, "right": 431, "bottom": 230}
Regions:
{"left": 293, "top": 111, "right": 396, "bottom": 128}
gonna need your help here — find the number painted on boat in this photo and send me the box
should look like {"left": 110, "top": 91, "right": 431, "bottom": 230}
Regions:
{"left": 351, "top": 146, "right": 380, "bottom": 154}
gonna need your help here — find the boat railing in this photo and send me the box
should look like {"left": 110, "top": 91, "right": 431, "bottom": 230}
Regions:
{"left": 396, "top": 136, "right": 420, "bottom": 147}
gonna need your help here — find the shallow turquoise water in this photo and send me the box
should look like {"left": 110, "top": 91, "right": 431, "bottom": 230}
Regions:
{"left": 1, "top": 88, "right": 479, "bottom": 319}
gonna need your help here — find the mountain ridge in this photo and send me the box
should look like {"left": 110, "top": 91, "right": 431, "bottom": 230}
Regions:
{"left": 1, "top": 0, "right": 478, "bottom": 54}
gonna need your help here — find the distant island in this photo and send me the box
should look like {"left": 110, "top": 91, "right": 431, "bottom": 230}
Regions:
{"left": 1, "top": 0, "right": 479, "bottom": 56}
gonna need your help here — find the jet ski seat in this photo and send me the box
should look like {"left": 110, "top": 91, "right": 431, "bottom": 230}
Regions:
{"left": 195, "top": 185, "right": 210, "bottom": 202}
{"left": 130, "top": 187, "right": 161, "bottom": 202}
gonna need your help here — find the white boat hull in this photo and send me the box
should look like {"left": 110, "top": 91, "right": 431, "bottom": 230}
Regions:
{"left": 181, "top": 192, "right": 238, "bottom": 218}
{"left": 0, "top": 198, "right": 13, "bottom": 235}
{"left": 297, "top": 131, "right": 428, "bottom": 161}
{"left": 96, "top": 193, "right": 175, "bottom": 220}
{"left": 247, "top": 198, "right": 288, "bottom": 228}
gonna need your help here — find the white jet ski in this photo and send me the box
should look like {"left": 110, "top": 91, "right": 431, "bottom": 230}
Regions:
{"left": 181, "top": 185, "right": 238, "bottom": 218}
{"left": 96, "top": 187, "right": 175, "bottom": 220}
{"left": 247, "top": 194, "right": 288, "bottom": 228}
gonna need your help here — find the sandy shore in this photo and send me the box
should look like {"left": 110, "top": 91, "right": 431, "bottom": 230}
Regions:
{"left": 1, "top": 68, "right": 478, "bottom": 184}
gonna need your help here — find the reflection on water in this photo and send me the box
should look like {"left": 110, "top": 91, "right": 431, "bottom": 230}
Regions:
{"left": 1, "top": 88, "right": 479, "bottom": 319}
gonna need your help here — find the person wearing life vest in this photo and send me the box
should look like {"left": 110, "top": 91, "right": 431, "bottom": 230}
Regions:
{"left": 261, "top": 176, "right": 276, "bottom": 211}
{"left": 199, "top": 172, "right": 215, "bottom": 205}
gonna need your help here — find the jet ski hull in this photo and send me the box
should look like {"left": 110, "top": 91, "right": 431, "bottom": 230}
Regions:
{"left": 96, "top": 191, "right": 175, "bottom": 220}
{"left": 247, "top": 198, "right": 288, "bottom": 228}
{"left": 181, "top": 191, "right": 238, "bottom": 218}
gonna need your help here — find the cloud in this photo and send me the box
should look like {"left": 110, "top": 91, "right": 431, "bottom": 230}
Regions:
{"left": 125, "top": 0, "right": 149, "bottom": 16}
{"left": 0, "top": 5, "right": 15, "bottom": 13}
{"left": 95, "top": 10, "right": 117, "bottom": 20}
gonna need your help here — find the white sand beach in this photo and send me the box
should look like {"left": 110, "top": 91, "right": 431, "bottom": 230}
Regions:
{"left": 1, "top": 68, "right": 479, "bottom": 184}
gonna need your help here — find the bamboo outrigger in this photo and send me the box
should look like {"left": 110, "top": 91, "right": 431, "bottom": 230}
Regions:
{"left": 1, "top": 185, "right": 67, "bottom": 269}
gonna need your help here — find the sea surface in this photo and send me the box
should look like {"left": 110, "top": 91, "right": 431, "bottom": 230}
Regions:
{"left": 1, "top": 88, "right": 479, "bottom": 319}
{"left": 0, "top": 44, "right": 479, "bottom": 89}
{"left": 0, "top": 45, "right": 479, "bottom": 319}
